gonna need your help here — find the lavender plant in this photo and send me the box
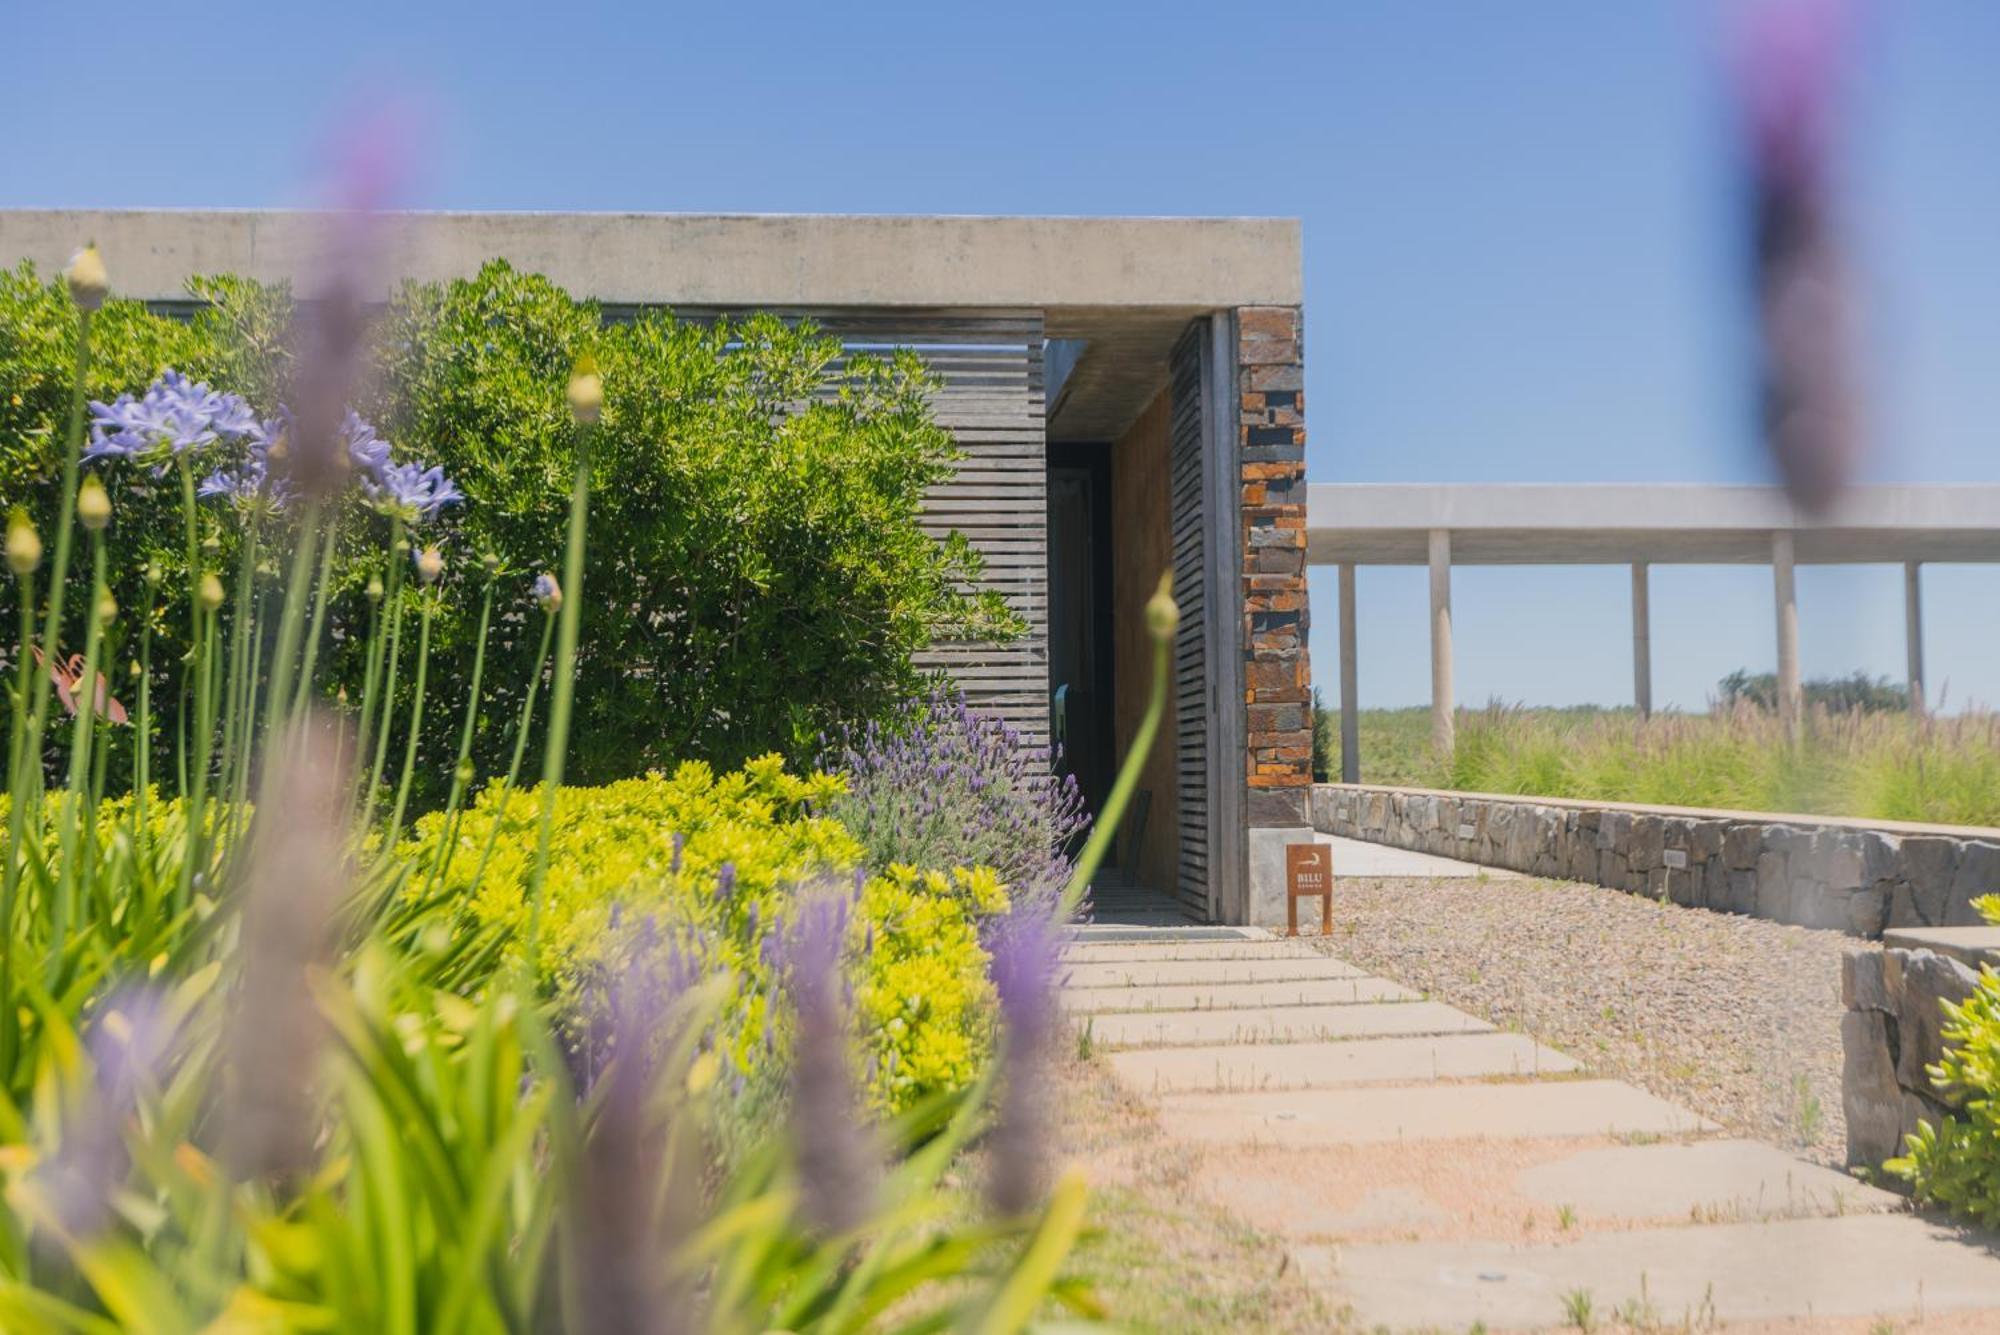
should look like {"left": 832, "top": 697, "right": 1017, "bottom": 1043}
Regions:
{"left": 821, "top": 691, "right": 1089, "bottom": 905}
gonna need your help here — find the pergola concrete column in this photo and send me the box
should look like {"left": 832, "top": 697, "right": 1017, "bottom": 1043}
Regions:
{"left": 1772, "top": 531, "right": 1801, "bottom": 741}
{"left": 1905, "top": 560, "right": 1926, "bottom": 715}
{"left": 1631, "top": 561, "right": 1652, "bottom": 718}
{"left": 1338, "top": 562, "right": 1359, "bottom": 783}
{"left": 1428, "top": 529, "right": 1454, "bottom": 754}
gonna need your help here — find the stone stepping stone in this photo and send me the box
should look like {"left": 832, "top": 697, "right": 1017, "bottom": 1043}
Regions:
{"left": 1062, "top": 976, "right": 1415, "bottom": 1014}
{"left": 1063, "top": 957, "right": 1367, "bottom": 990}
{"left": 1085, "top": 1000, "right": 1491, "bottom": 1050}
{"left": 1107, "top": 1031, "right": 1577, "bottom": 1094}
{"left": 1155, "top": 1079, "right": 1715, "bottom": 1147}
{"left": 1514, "top": 1139, "right": 1904, "bottom": 1225}
{"left": 1300, "top": 1213, "right": 2000, "bottom": 1330}
{"left": 1062, "top": 940, "right": 1317, "bottom": 965}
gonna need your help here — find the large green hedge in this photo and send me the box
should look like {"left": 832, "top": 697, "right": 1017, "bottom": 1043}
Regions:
{"left": 0, "top": 260, "right": 1020, "bottom": 794}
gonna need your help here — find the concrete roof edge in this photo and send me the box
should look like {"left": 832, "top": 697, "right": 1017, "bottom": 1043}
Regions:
{"left": 0, "top": 209, "right": 1302, "bottom": 309}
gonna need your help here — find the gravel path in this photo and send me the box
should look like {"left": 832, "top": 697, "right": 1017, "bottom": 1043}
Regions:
{"left": 1310, "top": 876, "right": 1855, "bottom": 1165}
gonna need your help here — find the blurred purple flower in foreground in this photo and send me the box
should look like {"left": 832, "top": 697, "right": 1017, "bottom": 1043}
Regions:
{"left": 984, "top": 904, "right": 1063, "bottom": 1215}
{"left": 1734, "top": 0, "right": 1864, "bottom": 512}
{"left": 781, "top": 890, "right": 878, "bottom": 1235}
{"left": 34, "top": 989, "right": 174, "bottom": 1239}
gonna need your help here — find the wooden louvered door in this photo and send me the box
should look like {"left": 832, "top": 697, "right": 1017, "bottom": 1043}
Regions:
{"left": 1168, "top": 324, "right": 1213, "bottom": 920}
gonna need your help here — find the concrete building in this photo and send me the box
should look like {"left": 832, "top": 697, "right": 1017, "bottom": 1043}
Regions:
{"left": 0, "top": 209, "right": 1313, "bottom": 925}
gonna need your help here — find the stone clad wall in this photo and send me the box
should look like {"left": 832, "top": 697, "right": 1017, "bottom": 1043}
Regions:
{"left": 1841, "top": 942, "right": 1981, "bottom": 1167}
{"left": 1310, "top": 784, "right": 2000, "bottom": 938}
{"left": 1238, "top": 307, "right": 1313, "bottom": 828}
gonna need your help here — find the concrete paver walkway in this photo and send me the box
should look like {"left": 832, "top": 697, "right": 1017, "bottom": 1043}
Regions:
{"left": 1062, "top": 926, "right": 2000, "bottom": 1331}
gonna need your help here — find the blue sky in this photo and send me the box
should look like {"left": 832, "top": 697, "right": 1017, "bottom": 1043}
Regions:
{"left": 4, "top": 1, "right": 1997, "bottom": 709}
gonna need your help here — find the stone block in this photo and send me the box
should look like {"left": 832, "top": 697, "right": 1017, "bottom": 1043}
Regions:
{"left": 1890, "top": 875, "right": 1949, "bottom": 930}
{"left": 1843, "top": 1009, "right": 1907, "bottom": 1167}
{"left": 1790, "top": 881, "right": 1852, "bottom": 933}
{"left": 1723, "top": 823, "right": 1762, "bottom": 870}
{"left": 1821, "top": 836, "right": 1867, "bottom": 890}
{"left": 1690, "top": 820, "right": 1726, "bottom": 863}
{"left": 1951, "top": 841, "right": 2000, "bottom": 906}
{"left": 1847, "top": 889, "right": 1890, "bottom": 939}
{"left": 1903, "top": 837, "right": 1961, "bottom": 898}
{"left": 1896, "top": 950, "right": 1981, "bottom": 1097}
{"left": 1629, "top": 816, "right": 1665, "bottom": 871}
{"left": 1862, "top": 831, "right": 1903, "bottom": 882}
{"left": 1245, "top": 825, "right": 1316, "bottom": 928}
{"left": 1246, "top": 786, "right": 1309, "bottom": 826}
{"left": 1727, "top": 869, "right": 1758, "bottom": 916}
{"left": 1843, "top": 948, "right": 1892, "bottom": 1012}
{"left": 1755, "top": 850, "right": 1792, "bottom": 921}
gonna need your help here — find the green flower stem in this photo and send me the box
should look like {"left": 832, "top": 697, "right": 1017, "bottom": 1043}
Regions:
{"left": 216, "top": 520, "right": 261, "bottom": 838}
{"left": 1, "top": 570, "right": 39, "bottom": 1072}
{"left": 1057, "top": 576, "right": 1174, "bottom": 922}
{"left": 423, "top": 578, "right": 496, "bottom": 892}
{"left": 526, "top": 429, "right": 594, "bottom": 957}
{"left": 54, "top": 535, "right": 110, "bottom": 954}
{"left": 290, "top": 518, "right": 341, "bottom": 718}
{"left": 360, "top": 522, "right": 408, "bottom": 830}
{"left": 382, "top": 590, "right": 435, "bottom": 855}
{"left": 461, "top": 611, "right": 555, "bottom": 897}
{"left": 257, "top": 500, "right": 325, "bottom": 747}
{"left": 175, "top": 458, "right": 203, "bottom": 797}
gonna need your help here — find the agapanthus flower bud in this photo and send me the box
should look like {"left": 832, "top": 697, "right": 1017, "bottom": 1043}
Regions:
{"left": 534, "top": 572, "right": 562, "bottom": 613}
{"left": 480, "top": 550, "right": 502, "bottom": 577}
{"left": 1145, "top": 571, "right": 1179, "bottom": 640}
{"left": 6, "top": 511, "right": 42, "bottom": 576}
{"left": 142, "top": 561, "right": 161, "bottom": 588}
{"left": 415, "top": 545, "right": 444, "bottom": 585}
{"left": 198, "top": 572, "right": 226, "bottom": 612}
{"left": 65, "top": 244, "right": 108, "bottom": 312}
{"left": 454, "top": 758, "right": 474, "bottom": 787}
{"left": 365, "top": 575, "right": 384, "bottom": 603}
{"left": 567, "top": 355, "right": 604, "bottom": 426}
{"left": 96, "top": 591, "right": 117, "bottom": 625}
{"left": 129, "top": 659, "right": 142, "bottom": 679}
{"left": 77, "top": 475, "right": 111, "bottom": 531}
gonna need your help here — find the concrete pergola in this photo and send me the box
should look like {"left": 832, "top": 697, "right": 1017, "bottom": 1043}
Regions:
{"left": 1306, "top": 483, "right": 2000, "bottom": 777}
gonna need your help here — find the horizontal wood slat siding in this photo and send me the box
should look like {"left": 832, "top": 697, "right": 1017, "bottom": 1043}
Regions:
{"left": 1168, "top": 324, "right": 1210, "bottom": 921}
{"left": 823, "top": 310, "right": 1049, "bottom": 752}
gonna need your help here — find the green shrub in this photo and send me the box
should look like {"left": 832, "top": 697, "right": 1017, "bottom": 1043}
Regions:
{"left": 397, "top": 754, "right": 1004, "bottom": 1113}
{"left": 364, "top": 261, "right": 1023, "bottom": 792}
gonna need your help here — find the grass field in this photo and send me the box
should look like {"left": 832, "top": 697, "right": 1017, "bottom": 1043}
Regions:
{"left": 1314, "top": 698, "right": 2000, "bottom": 828}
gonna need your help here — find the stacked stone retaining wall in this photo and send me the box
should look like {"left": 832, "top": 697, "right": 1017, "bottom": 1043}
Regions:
{"left": 1311, "top": 784, "right": 2000, "bottom": 938}
{"left": 1842, "top": 938, "right": 1983, "bottom": 1167}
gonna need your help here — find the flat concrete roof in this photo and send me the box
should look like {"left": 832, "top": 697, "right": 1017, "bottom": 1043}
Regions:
{"left": 1307, "top": 483, "right": 2000, "bottom": 565}
{"left": 0, "top": 209, "right": 1301, "bottom": 313}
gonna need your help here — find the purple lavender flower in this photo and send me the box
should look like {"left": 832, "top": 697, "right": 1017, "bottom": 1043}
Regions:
{"left": 781, "top": 892, "right": 877, "bottom": 1234}
{"left": 362, "top": 459, "right": 464, "bottom": 523}
{"left": 984, "top": 905, "right": 1063, "bottom": 1214}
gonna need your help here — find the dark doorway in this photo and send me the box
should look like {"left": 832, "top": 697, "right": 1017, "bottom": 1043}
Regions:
{"left": 1045, "top": 444, "right": 1116, "bottom": 827}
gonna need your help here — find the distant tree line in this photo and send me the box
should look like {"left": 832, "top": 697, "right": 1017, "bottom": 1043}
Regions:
{"left": 1717, "top": 668, "right": 1910, "bottom": 714}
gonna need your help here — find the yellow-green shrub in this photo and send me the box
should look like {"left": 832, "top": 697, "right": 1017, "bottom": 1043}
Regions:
{"left": 397, "top": 754, "right": 1002, "bottom": 1112}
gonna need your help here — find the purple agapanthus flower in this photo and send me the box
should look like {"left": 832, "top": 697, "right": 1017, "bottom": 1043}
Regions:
{"left": 363, "top": 459, "right": 463, "bottom": 523}
{"left": 88, "top": 370, "right": 259, "bottom": 470}
{"left": 198, "top": 413, "right": 299, "bottom": 514}
{"left": 338, "top": 409, "right": 392, "bottom": 481}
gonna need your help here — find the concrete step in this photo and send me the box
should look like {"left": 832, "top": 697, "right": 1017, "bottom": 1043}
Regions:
{"left": 1062, "top": 940, "right": 1314, "bottom": 965}
{"left": 1155, "top": 1079, "right": 1716, "bottom": 1147}
{"left": 1062, "top": 976, "right": 1416, "bottom": 1014}
{"left": 1063, "top": 957, "right": 1368, "bottom": 989}
{"left": 1085, "top": 1000, "right": 1492, "bottom": 1050}
{"left": 1514, "top": 1138, "right": 1904, "bottom": 1225}
{"left": 1106, "top": 1031, "right": 1577, "bottom": 1094}
{"left": 1301, "top": 1213, "right": 2000, "bottom": 1330}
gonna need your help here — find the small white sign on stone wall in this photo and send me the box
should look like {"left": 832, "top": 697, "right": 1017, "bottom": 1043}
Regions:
{"left": 1663, "top": 849, "right": 1688, "bottom": 869}
{"left": 1456, "top": 823, "right": 1476, "bottom": 839}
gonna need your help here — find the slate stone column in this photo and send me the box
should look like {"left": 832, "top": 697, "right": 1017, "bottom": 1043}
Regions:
{"left": 1238, "top": 306, "right": 1314, "bottom": 922}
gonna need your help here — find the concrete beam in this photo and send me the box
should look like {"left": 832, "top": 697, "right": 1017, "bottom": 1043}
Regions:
{"left": 1631, "top": 562, "right": 1652, "bottom": 718}
{"left": 1428, "top": 530, "right": 1454, "bottom": 756}
{"left": 1773, "top": 532, "right": 1801, "bottom": 743}
{"left": 1906, "top": 561, "right": 1926, "bottom": 716}
{"left": 1338, "top": 562, "right": 1359, "bottom": 784}
{"left": 1306, "top": 483, "right": 2000, "bottom": 566}
{"left": 0, "top": 209, "right": 1303, "bottom": 313}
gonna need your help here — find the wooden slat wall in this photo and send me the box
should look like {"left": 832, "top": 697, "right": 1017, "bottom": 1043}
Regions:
{"left": 818, "top": 311, "right": 1050, "bottom": 752}
{"left": 1167, "top": 324, "right": 1211, "bottom": 920}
